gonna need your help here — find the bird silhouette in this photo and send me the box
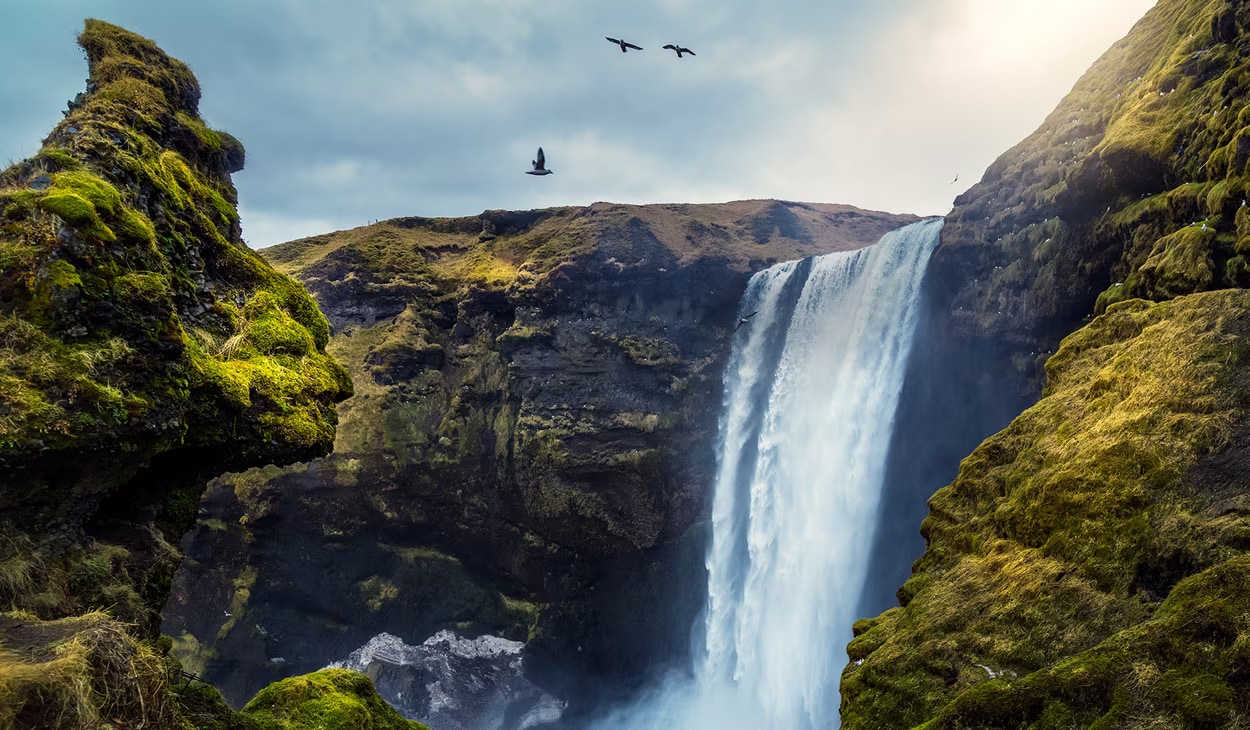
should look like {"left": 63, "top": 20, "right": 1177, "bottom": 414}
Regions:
{"left": 662, "top": 44, "right": 695, "bottom": 58}
{"left": 526, "top": 147, "right": 553, "bottom": 176}
{"left": 734, "top": 311, "right": 760, "bottom": 332}
{"left": 950, "top": 174, "right": 959, "bottom": 184}
{"left": 606, "top": 37, "right": 643, "bottom": 53}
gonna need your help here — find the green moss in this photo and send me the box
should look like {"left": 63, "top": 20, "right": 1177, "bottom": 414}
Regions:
{"left": 357, "top": 576, "right": 399, "bottom": 612}
{"left": 616, "top": 335, "right": 681, "bottom": 367}
{"left": 1133, "top": 225, "right": 1218, "bottom": 299}
{"left": 0, "top": 613, "right": 178, "bottom": 730}
{"left": 495, "top": 323, "right": 539, "bottom": 352}
{"left": 216, "top": 566, "right": 257, "bottom": 642}
{"left": 843, "top": 290, "right": 1250, "bottom": 728}
{"left": 39, "top": 191, "right": 114, "bottom": 242}
{"left": 240, "top": 669, "right": 429, "bottom": 730}
{"left": 0, "top": 19, "right": 358, "bottom": 730}
{"left": 33, "top": 259, "right": 84, "bottom": 315}
{"left": 34, "top": 148, "right": 82, "bottom": 171}
{"left": 78, "top": 18, "right": 201, "bottom": 113}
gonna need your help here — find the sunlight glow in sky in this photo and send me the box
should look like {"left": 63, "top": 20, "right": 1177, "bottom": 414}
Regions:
{"left": 1, "top": 0, "right": 1156, "bottom": 247}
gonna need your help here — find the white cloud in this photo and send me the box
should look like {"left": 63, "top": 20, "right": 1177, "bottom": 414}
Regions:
{"left": 239, "top": 206, "right": 351, "bottom": 249}
{"left": 729, "top": 0, "right": 1158, "bottom": 215}
{"left": 1, "top": 0, "right": 1162, "bottom": 242}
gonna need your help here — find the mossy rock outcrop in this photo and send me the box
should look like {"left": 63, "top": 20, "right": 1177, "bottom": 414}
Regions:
{"left": 0, "top": 20, "right": 358, "bottom": 729}
{"left": 163, "top": 200, "right": 916, "bottom": 709}
{"left": 844, "top": 290, "right": 1250, "bottom": 728}
{"left": 241, "top": 669, "right": 429, "bottom": 730}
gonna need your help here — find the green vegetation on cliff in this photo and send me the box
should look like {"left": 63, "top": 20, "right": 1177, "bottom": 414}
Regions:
{"left": 0, "top": 19, "right": 368, "bottom": 730}
{"left": 0, "top": 20, "right": 349, "bottom": 479}
{"left": 843, "top": 292, "right": 1250, "bottom": 727}
{"left": 845, "top": 0, "right": 1250, "bottom": 727}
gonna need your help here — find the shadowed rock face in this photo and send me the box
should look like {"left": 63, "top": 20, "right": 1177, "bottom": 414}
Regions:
{"left": 931, "top": 0, "right": 1250, "bottom": 396}
{"left": 162, "top": 199, "right": 917, "bottom": 708}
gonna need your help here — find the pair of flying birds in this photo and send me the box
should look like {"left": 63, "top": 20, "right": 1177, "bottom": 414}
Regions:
{"left": 526, "top": 37, "right": 695, "bottom": 176}
{"left": 606, "top": 37, "right": 695, "bottom": 57}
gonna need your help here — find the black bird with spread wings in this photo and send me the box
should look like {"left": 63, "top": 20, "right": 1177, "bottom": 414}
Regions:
{"left": 734, "top": 311, "right": 759, "bottom": 332}
{"left": 606, "top": 37, "right": 643, "bottom": 53}
{"left": 526, "top": 147, "right": 553, "bottom": 176}
{"left": 662, "top": 44, "right": 695, "bottom": 58}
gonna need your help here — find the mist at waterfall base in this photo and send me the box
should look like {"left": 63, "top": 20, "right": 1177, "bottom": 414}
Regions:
{"left": 588, "top": 218, "right": 943, "bottom": 729}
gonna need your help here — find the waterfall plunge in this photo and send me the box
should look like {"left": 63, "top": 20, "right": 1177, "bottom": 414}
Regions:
{"left": 595, "top": 218, "right": 942, "bottom": 730}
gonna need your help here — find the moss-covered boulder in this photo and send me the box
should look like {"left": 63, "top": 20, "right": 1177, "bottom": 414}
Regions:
{"left": 240, "top": 669, "right": 428, "bottom": 730}
{"left": 842, "top": 290, "right": 1250, "bottom": 727}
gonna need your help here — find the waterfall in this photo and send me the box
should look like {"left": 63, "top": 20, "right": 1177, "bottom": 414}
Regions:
{"left": 593, "top": 217, "right": 943, "bottom": 730}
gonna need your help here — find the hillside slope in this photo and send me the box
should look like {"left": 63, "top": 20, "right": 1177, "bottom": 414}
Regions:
{"left": 844, "top": 0, "right": 1250, "bottom": 726}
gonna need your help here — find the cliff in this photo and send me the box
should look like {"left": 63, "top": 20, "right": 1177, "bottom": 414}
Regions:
{"left": 844, "top": 0, "right": 1250, "bottom": 726}
{"left": 0, "top": 20, "right": 414, "bottom": 729}
{"left": 930, "top": 0, "right": 1250, "bottom": 394}
{"left": 160, "top": 200, "right": 916, "bottom": 708}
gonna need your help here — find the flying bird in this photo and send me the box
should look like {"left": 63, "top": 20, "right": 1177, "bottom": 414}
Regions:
{"left": 662, "top": 44, "right": 695, "bottom": 58}
{"left": 223, "top": 610, "right": 232, "bottom": 618}
{"left": 950, "top": 174, "right": 959, "bottom": 184}
{"left": 606, "top": 37, "right": 643, "bottom": 53}
{"left": 734, "top": 311, "right": 760, "bottom": 332}
{"left": 526, "top": 147, "right": 553, "bottom": 176}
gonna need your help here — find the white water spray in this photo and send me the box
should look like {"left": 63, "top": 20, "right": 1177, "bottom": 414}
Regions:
{"left": 595, "top": 218, "right": 942, "bottom": 729}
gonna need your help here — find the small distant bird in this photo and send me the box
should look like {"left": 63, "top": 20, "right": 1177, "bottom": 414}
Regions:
{"left": 662, "top": 44, "right": 695, "bottom": 58}
{"left": 223, "top": 610, "right": 232, "bottom": 618}
{"left": 734, "top": 311, "right": 759, "bottom": 332}
{"left": 950, "top": 174, "right": 959, "bottom": 184}
{"left": 606, "top": 37, "right": 643, "bottom": 53}
{"left": 526, "top": 147, "right": 553, "bottom": 176}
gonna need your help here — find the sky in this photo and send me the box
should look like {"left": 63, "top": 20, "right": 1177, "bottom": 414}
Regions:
{"left": 2, "top": 0, "right": 1156, "bottom": 248}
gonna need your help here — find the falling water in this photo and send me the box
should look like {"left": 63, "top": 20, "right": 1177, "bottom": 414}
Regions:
{"left": 594, "top": 217, "right": 943, "bottom": 729}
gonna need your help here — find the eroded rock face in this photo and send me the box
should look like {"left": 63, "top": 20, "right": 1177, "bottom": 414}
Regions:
{"left": 932, "top": 0, "right": 1250, "bottom": 396}
{"left": 163, "top": 200, "right": 916, "bottom": 709}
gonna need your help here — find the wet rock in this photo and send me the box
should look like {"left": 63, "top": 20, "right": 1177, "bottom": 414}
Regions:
{"left": 330, "top": 631, "right": 565, "bottom": 730}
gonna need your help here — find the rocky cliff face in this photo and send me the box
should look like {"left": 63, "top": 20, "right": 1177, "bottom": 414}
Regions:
{"left": 930, "top": 0, "right": 1250, "bottom": 395}
{"left": 161, "top": 200, "right": 916, "bottom": 709}
{"left": 844, "top": 0, "right": 1250, "bottom": 726}
{"left": 0, "top": 21, "right": 420, "bottom": 729}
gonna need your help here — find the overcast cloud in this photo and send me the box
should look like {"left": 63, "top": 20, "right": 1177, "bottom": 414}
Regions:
{"left": 2, "top": 0, "right": 1154, "bottom": 247}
